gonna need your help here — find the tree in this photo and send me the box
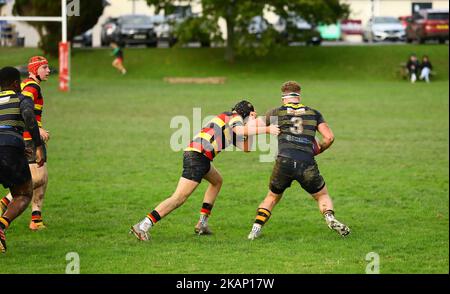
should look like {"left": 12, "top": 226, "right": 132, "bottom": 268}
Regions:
{"left": 13, "top": 0, "right": 105, "bottom": 56}
{"left": 147, "top": 0, "right": 348, "bottom": 62}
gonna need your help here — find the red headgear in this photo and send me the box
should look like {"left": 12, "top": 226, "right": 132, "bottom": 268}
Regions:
{"left": 28, "top": 56, "right": 48, "bottom": 76}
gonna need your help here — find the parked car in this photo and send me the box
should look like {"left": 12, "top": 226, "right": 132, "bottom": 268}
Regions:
{"left": 100, "top": 17, "right": 118, "bottom": 46}
{"left": 73, "top": 29, "right": 92, "bottom": 47}
{"left": 279, "top": 15, "right": 322, "bottom": 46}
{"left": 363, "top": 16, "right": 406, "bottom": 42}
{"left": 153, "top": 6, "right": 219, "bottom": 48}
{"left": 273, "top": 14, "right": 322, "bottom": 45}
{"left": 173, "top": 16, "right": 218, "bottom": 47}
{"left": 406, "top": 9, "right": 449, "bottom": 44}
{"left": 149, "top": 15, "right": 175, "bottom": 46}
{"left": 248, "top": 16, "right": 269, "bottom": 40}
{"left": 398, "top": 15, "right": 412, "bottom": 29}
{"left": 149, "top": 5, "right": 196, "bottom": 47}
{"left": 103, "top": 14, "right": 158, "bottom": 47}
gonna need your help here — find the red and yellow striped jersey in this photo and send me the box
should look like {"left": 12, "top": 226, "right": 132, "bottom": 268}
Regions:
{"left": 185, "top": 112, "right": 244, "bottom": 161}
{"left": 21, "top": 78, "right": 44, "bottom": 140}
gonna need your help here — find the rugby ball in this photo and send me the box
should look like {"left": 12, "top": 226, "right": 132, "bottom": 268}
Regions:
{"left": 313, "top": 138, "right": 321, "bottom": 156}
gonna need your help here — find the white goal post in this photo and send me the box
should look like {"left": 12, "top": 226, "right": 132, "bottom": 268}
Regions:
{"left": 0, "top": 0, "right": 70, "bottom": 91}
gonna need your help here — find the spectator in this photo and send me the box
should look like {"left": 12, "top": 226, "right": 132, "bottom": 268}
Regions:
{"left": 406, "top": 54, "right": 420, "bottom": 83}
{"left": 420, "top": 55, "right": 433, "bottom": 83}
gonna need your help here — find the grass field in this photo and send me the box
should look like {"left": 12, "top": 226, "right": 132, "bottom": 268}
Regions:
{"left": 0, "top": 45, "right": 448, "bottom": 273}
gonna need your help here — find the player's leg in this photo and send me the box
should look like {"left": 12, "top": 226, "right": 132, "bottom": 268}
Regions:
{"left": 154, "top": 177, "right": 200, "bottom": 217}
{"left": 2, "top": 181, "right": 33, "bottom": 226}
{"left": 130, "top": 177, "right": 200, "bottom": 241}
{"left": 248, "top": 190, "right": 283, "bottom": 240}
{"left": 28, "top": 163, "right": 48, "bottom": 231}
{"left": 311, "top": 185, "right": 350, "bottom": 237}
{"left": 130, "top": 151, "right": 209, "bottom": 241}
{"left": 0, "top": 180, "right": 33, "bottom": 253}
{"left": 248, "top": 157, "right": 292, "bottom": 240}
{"left": 296, "top": 160, "right": 350, "bottom": 237}
{"left": 0, "top": 147, "right": 34, "bottom": 253}
{"left": 194, "top": 164, "right": 223, "bottom": 235}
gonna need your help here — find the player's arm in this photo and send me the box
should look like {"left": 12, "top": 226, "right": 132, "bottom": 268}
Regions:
{"left": 20, "top": 97, "right": 44, "bottom": 166}
{"left": 233, "top": 110, "right": 279, "bottom": 136}
{"left": 233, "top": 124, "right": 279, "bottom": 136}
{"left": 234, "top": 135, "right": 253, "bottom": 152}
{"left": 316, "top": 122, "right": 334, "bottom": 154}
{"left": 232, "top": 113, "right": 258, "bottom": 152}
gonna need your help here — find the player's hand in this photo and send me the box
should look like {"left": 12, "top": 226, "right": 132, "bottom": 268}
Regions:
{"left": 35, "top": 146, "right": 45, "bottom": 167}
{"left": 39, "top": 128, "right": 50, "bottom": 143}
{"left": 268, "top": 124, "right": 280, "bottom": 136}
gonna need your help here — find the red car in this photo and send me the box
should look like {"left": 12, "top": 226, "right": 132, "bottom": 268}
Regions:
{"left": 406, "top": 9, "right": 449, "bottom": 44}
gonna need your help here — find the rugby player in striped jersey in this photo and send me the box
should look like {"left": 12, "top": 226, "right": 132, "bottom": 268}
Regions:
{"left": 130, "top": 100, "right": 280, "bottom": 240}
{"left": 247, "top": 81, "right": 350, "bottom": 240}
{"left": 0, "top": 67, "right": 44, "bottom": 253}
{"left": 0, "top": 56, "right": 50, "bottom": 231}
{"left": 0, "top": 56, "right": 51, "bottom": 231}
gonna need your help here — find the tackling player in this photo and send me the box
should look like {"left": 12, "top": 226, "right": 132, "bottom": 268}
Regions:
{"left": 0, "top": 56, "right": 51, "bottom": 231}
{"left": 130, "top": 100, "right": 280, "bottom": 241}
{"left": 247, "top": 81, "right": 350, "bottom": 240}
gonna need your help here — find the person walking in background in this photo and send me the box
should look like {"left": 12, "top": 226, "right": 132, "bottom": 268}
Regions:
{"left": 111, "top": 42, "right": 127, "bottom": 75}
{"left": 419, "top": 55, "right": 433, "bottom": 83}
{"left": 406, "top": 54, "right": 420, "bottom": 83}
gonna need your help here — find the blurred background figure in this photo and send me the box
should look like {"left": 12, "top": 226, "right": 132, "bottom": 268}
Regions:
{"left": 110, "top": 41, "right": 127, "bottom": 75}
{"left": 406, "top": 54, "right": 419, "bottom": 83}
{"left": 420, "top": 55, "right": 433, "bottom": 83}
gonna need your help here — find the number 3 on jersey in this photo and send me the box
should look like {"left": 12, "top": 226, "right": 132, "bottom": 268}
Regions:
{"left": 290, "top": 117, "right": 303, "bottom": 134}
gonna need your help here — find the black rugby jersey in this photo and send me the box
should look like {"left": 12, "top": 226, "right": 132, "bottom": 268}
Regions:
{"left": 265, "top": 103, "right": 325, "bottom": 160}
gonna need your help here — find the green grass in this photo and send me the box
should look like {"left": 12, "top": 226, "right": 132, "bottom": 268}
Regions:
{"left": 0, "top": 45, "right": 448, "bottom": 273}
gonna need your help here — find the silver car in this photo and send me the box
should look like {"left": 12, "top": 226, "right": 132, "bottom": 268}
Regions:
{"left": 363, "top": 16, "right": 406, "bottom": 42}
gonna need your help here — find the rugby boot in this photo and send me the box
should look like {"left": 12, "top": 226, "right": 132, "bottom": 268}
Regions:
{"left": 194, "top": 221, "right": 213, "bottom": 235}
{"left": 247, "top": 224, "right": 262, "bottom": 240}
{"left": 29, "top": 221, "right": 47, "bottom": 231}
{"left": 130, "top": 223, "right": 150, "bottom": 241}
{"left": 326, "top": 218, "right": 350, "bottom": 237}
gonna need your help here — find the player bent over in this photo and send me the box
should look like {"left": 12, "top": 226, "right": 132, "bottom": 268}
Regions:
{"left": 0, "top": 67, "right": 44, "bottom": 253}
{"left": 247, "top": 81, "right": 350, "bottom": 240}
{"left": 130, "top": 100, "right": 280, "bottom": 241}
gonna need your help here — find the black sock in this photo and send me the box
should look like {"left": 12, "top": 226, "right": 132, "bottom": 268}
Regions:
{"left": 254, "top": 208, "right": 272, "bottom": 226}
{"left": 200, "top": 202, "right": 214, "bottom": 216}
{"left": 147, "top": 210, "right": 161, "bottom": 224}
